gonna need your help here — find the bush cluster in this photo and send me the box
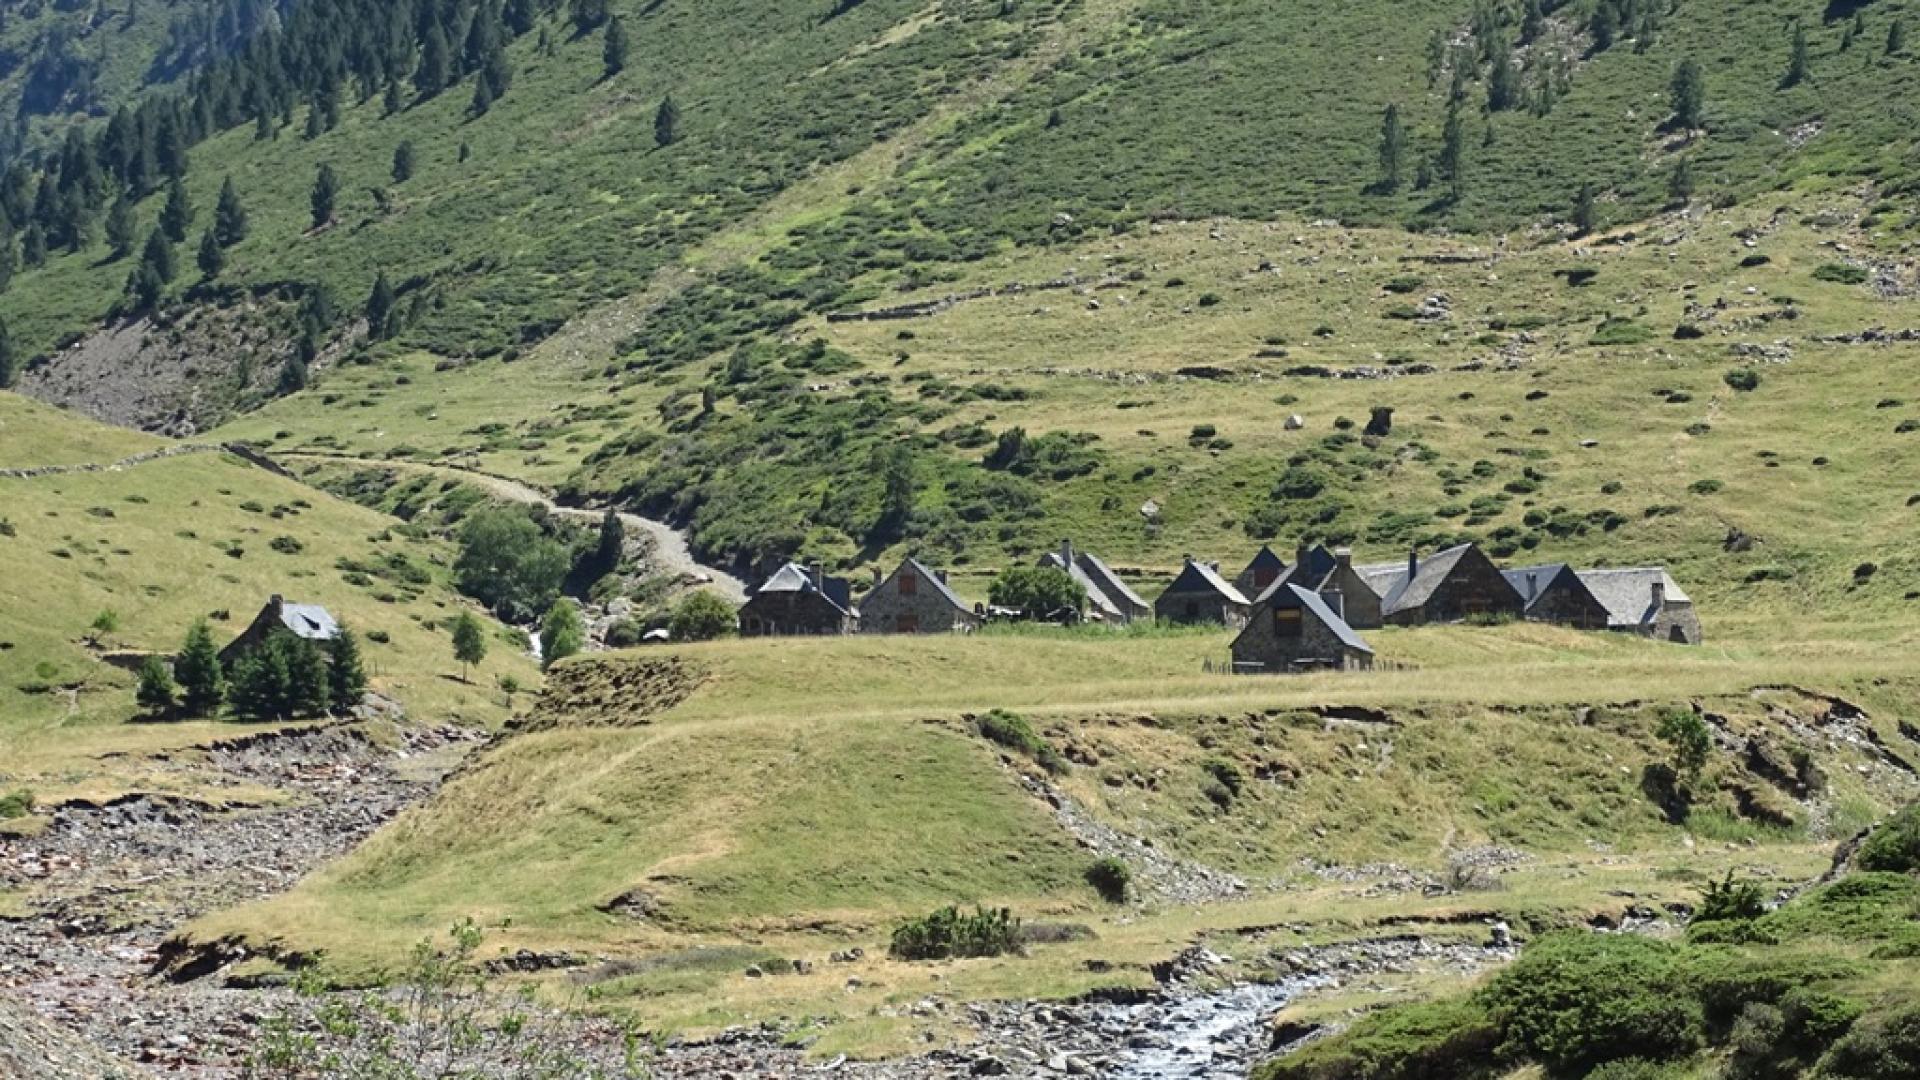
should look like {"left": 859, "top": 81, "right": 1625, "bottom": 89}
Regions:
{"left": 976, "top": 709, "right": 1067, "bottom": 774}
{"left": 889, "top": 906, "right": 1022, "bottom": 961}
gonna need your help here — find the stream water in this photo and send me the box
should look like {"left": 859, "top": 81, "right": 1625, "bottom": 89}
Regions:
{"left": 1104, "top": 977, "right": 1330, "bottom": 1080}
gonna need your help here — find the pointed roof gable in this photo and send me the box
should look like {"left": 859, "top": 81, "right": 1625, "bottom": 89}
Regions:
{"left": 1576, "top": 567, "right": 1690, "bottom": 629}
{"left": 755, "top": 562, "right": 855, "bottom": 615}
{"left": 1076, "top": 550, "right": 1148, "bottom": 612}
{"left": 1163, "top": 559, "right": 1250, "bottom": 605}
{"left": 1040, "top": 550, "right": 1123, "bottom": 620}
{"left": 1277, "top": 584, "right": 1373, "bottom": 654}
{"left": 1374, "top": 543, "right": 1520, "bottom": 617}
{"left": 277, "top": 602, "right": 340, "bottom": 641}
{"left": 895, "top": 556, "right": 971, "bottom": 614}
{"left": 1240, "top": 545, "right": 1287, "bottom": 580}
{"left": 1502, "top": 563, "right": 1599, "bottom": 614}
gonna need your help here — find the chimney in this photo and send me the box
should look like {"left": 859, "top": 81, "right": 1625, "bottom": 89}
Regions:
{"left": 1651, "top": 579, "right": 1666, "bottom": 609}
{"left": 1295, "top": 543, "right": 1310, "bottom": 573}
{"left": 1209, "top": 561, "right": 1220, "bottom": 573}
{"left": 269, "top": 594, "right": 284, "bottom": 607}
{"left": 1325, "top": 588, "right": 1345, "bottom": 620}
{"left": 1407, "top": 549, "right": 1419, "bottom": 581}
{"left": 871, "top": 566, "right": 882, "bottom": 588}
{"left": 809, "top": 561, "right": 825, "bottom": 591}
{"left": 1061, "top": 539, "right": 1075, "bottom": 566}
{"left": 1335, "top": 547, "right": 1353, "bottom": 571}
{"left": 1526, "top": 572, "right": 1539, "bottom": 602}
{"left": 938, "top": 569, "right": 949, "bottom": 585}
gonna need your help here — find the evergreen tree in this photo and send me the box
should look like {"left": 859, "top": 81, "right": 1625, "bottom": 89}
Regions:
{"left": 603, "top": 15, "right": 629, "bottom": 78}
{"left": 595, "top": 507, "right": 625, "bottom": 574}
{"left": 310, "top": 163, "right": 338, "bottom": 229}
{"left": 1573, "top": 183, "right": 1597, "bottom": 235}
{"left": 304, "top": 102, "right": 326, "bottom": 140}
{"left": 383, "top": 78, "right": 405, "bottom": 116}
{"left": 277, "top": 354, "right": 309, "bottom": 395}
{"left": 1521, "top": 0, "right": 1546, "bottom": 45}
{"left": 1591, "top": 3, "right": 1619, "bottom": 52}
{"left": 328, "top": 629, "right": 368, "bottom": 712}
{"left": 1439, "top": 105, "right": 1466, "bottom": 202}
{"left": 654, "top": 95, "right": 679, "bottom": 148}
{"left": 1486, "top": 35, "right": 1519, "bottom": 111}
{"left": 451, "top": 611, "right": 487, "bottom": 682}
{"left": 1785, "top": 24, "right": 1810, "bottom": 87}
{"left": 105, "top": 194, "right": 136, "bottom": 259}
{"left": 1669, "top": 58, "right": 1706, "bottom": 129}
{"left": 176, "top": 618, "right": 225, "bottom": 716}
{"left": 1667, "top": 158, "right": 1695, "bottom": 206}
{"left": 125, "top": 261, "right": 166, "bottom": 311}
{"left": 0, "top": 227, "right": 14, "bottom": 295}
{"left": 1377, "top": 104, "right": 1407, "bottom": 193}
{"left": 540, "top": 599, "right": 584, "bottom": 670}
{"left": 571, "top": 0, "right": 608, "bottom": 35}
{"left": 392, "top": 141, "right": 415, "bottom": 183}
{"left": 416, "top": 24, "right": 452, "bottom": 97}
{"left": 214, "top": 177, "right": 248, "bottom": 246}
{"left": 197, "top": 228, "right": 225, "bottom": 279}
{"left": 0, "top": 316, "right": 14, "bottom": 389}
{"left": 505, "top": 0, "right": 538, "bottom": 36}
{"left": 286, "top": 635, "right": 332, "bottom": 716}
{"left": 21, "top": 222, "right": 46, "bottom": 268}
{"left": 1841, "top": 14, "right": 1859, "bottom": 51}
{"left": 141, "top": 227, "right": 177, "bottom": 283}
{"left": 1891, "top": 20, "right": 1907, "bottom": 56}
{"left": 135, "top": 656, "right": 178, "bottom": 718}
{"left": 366, "top": 270, "right": 396, "bottom": 338}
{"left": 160, "top": 177, "right": 193, "bottom": 242}
{"left": 230, "top": 636, "right": 294, "bottom": 720}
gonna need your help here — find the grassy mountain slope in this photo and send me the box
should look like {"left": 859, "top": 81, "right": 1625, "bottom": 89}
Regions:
{"left": 179, "top": 628, "right": 1920, "bottom": 1045}
{"left": 0, "top": 392, "right": 537, "bottom": 805}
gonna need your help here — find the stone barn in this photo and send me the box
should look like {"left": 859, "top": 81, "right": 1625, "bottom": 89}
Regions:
{"left": 859, "top": 557, "right": 980, "bottom": 635}
{"left": 1314, "top": 548, "right": 1385, "bottom": 629}
{"left": 1355, "top": 543, "right": 1524, "bottom": 626}
{"left": 1575, "top": 568, "right": 1703, "bottom": 645}
{"left": 1153, "top": 557, "right": 1251, "bottom": 627}
{"left": 1039, "top": 540, "right": 1151, "bottom": 624}
{"left": 220, "top": 595, "right": 339, "bottom": 666}
{"left": 1503, "top": 564, "right": 1611, "bottom": 629}
{"left": 1230, "top": 584, "right": 1374, "bottom": 673}
{"left": 739, "top": 562, "right": 857, "bottom": 637}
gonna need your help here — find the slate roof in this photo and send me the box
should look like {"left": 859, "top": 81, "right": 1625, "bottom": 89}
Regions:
{"left": 1282, "top": 584, "right": 1374, "bottom": 654}
{"left": 276, "top": 602, "right": 339, "bottom": 641}
{"left": 1502, "top": 563, "right": 1588, "bottom": 613}
{"left": 1351, "top": 561, "right": 1409, "bottom": 601}
{"left": 1163, "top": 559, "right": 1250, "bottom": 605}
{"left": 1040, "top": 551, "right": 1122, "bottom": 620}
{"left": 756, "top": 562, "right": 855, "bottom": 614}
{"left": 1575, "top": 568, "right": 1690, "bottom": 629}
{"left": 901, "top": 557, "right": 971, "bottom": 613}
{"left": 1239, "top": 545, "right": 1287, "bottom": 582}
{"left": 1077, "top": 550, "right": 1148, "bottom": 612}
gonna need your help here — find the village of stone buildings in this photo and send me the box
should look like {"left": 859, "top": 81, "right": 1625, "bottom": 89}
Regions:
{"left": 733, "top": 539, "right": 1702, "bottom": 675}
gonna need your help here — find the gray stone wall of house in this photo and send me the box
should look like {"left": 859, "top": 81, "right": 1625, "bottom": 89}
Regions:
{"left": 1153, "top": 590, "right": 1249, "bottom": 629}
{"left": 1231, "top": 607, "right": 1370, "bottom": 673}
{"left": 1526, "top": 585, "right": 1610, "bottom": 629}
{"left": 1645, "top": 602, "right": 1703, "bottom": 645}
{"left": 860, "top": 573, "right": 978, "bottom": 634}
{"left": 739, "top": 593, "right": 852, "bottom": 637}
{"left": 1319, "top": 562, "right": 1384, "bottom": 629}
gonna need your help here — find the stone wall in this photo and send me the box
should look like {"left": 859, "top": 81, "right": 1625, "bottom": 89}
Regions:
{"left": 859, "top": 569, "right": 978, "bottom": 635}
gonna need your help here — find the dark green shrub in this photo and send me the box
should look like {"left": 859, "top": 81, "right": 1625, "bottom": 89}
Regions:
{"left": 1256, "top": 997, "right": 1501, "bottom": 1080}
{"left": 1383, "top": 275, "right": 1424, "bottom": 294}
{"left": 0, "top": 789, "right": 34, "bottom": 819}
{"left": 977, "top": 709, "right": 1066, "bottom": 774}
{"left": 1591, "top": 319, "right": 1655, "bottom": 346}
{"left": 1693, "top": 872, "right": 1767, "bottom": 927}
{"left": 668, "top": 591, "right": 738, "bottom": 642}
{"left": 1813, "top": 263, "right": 1870, "bottom": 285}
{"left": 889, "top": 906, "right": 1022, "bottom": 961}
{"left": 1725, "top": 368, "right": 1761, "bottom": 392}
{"left": 1480, "top": 932, "right": 1703, "bottom": 1074}
{"left": 1857, "top": 804, "right": 1920, "bottom": 873}
{"left": 1819, "top": 1005, "right": 1920, "bottom": 1078}
{"left": 1086, "top": 856, "right": 1131, "bottom": 903}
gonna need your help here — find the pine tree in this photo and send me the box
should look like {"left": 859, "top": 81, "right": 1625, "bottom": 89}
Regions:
{"left": 392, "top": 141, "right": 415, "bottom": 183}
{"left": 1439, "top": 105, "right": 1466, "bottom": 202}
{"left": 595, "top": 508, "right": 625, "bottom": 574}
{"left": 0, "top": 316, "right": 14, "bottom": 389}
{"left": 135, "top": 656, "right": 178, "bottom": 718}
{"left": 1591, "top": 4, "right": 1619, "bottom": 52}
{"left": 125, "top": 261, "right": 165, "bottom": 311}
{"left": 1841, "top": 14, "right": 1859, "bottom": 51}
{"left": 197, "top": 228, "right": 225, "bottom": 279}
{"left": 603, "top": 15, "right": 629, "bottom": 78}
{"left": 1891, "top": 20, "right": 1907, "bottom": 56}
{"left": 1785, "top": 24, "right": 1810, "bottom": 87}
{"left": 416, "top": 24, "right": 451, "bottom": 97}
{"left": 277, "top": 354, "right": 309, "bottom": 395}
{"left": 310, "top": 163, "right": 338, "bottom": 229}
{"left": 141, "top": 227, "right": 177, "bottom": 283}
{"left": 105, "top": 194, "right": 136, "bottom": 259}
{"left": 1486, "top": 35, "right": 1519, "bottom": 111}
{"left": 328, "top": 629, "right": 368, "bottom": 712}
{"left": 21, "top": 222, "right": 46, "bottom": 268}
{"left": 366, "top": 270, "right": 396, "bottom": 338}
{"left": 230, "top": 636, "right": 294, "bottom": 720}
{"left": 160, "top": 177, "right": 193, "bottom": 242}
{"left": 383, "top": 78, "right": 405, "bottom": 116}
{"left": 571, "top": 0, "right": 608, "bottom": 35}
{"left": 1377, "top": 104, "right": 1407, "bottom": 194}
{"left": 1667, "top": 158, "right": 1695, "bottom": 206}
{"left": 1669, "top": 58, "right": 1706, "bottom": 130}
{"left": 654, "top": 95, "right": 679, "bottom": 148}
{"left": 176, "top": 618, "right": 225, "bottom": 716}
{"left": 1521, "top": 0, "right": 1545, "bottom": 45}
{"left": 0, "top": 227, "right": 15, "bottom": 295}
{"left": 540, "top": 599, "right": 584, "bottom": 670}
{"left": 1573, "top": 183, "right": 1597, "bottom": 235}
{"left": 451, "top": 611, "right": 487, "bottom": 682}
{"left": 286, "top": 636, "right": 331, "bottom": 717}
{"left": 214, "top": 177, "right": 248, "bottom": 246}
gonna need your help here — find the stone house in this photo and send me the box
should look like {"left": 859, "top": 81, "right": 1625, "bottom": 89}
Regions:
{"left": 1153, "top": 557, "right": 1251, "bottom": 627}
{"left": 739, "top": 562, "right": 857, "bottom": 637}
{"left": 1313, "top": 548, "right": 1386, "bottom": 630}
{"left": 1235, "top": 546, "right": 1288, "bottom": 599}
{"left": 1575, "top": 568, "right": 1703, "bottom": 645}
{"left": 1502, "top": 564, "right": 1611, "bottom": 629}
{"left": 859, "top": 557, "right": 980, "bottom": 635}
{"left": 1353, "top": 543, "right": 1524, "bottom": 626}
{"left": 1039, "top": 540, "right": 1151, "bottom": 624}
{"left": 220, "top": 595, "right": 339, "bottom": 666}
{"left": 1230, "top": 584, "right": 1374, "bottom": 673}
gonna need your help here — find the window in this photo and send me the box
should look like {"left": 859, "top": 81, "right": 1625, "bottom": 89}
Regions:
{"left": 899, "top": 572, "right": 917, "bottom": 597}
{"left": 1275, "top": 608, "right": 1304, "bottom": 638}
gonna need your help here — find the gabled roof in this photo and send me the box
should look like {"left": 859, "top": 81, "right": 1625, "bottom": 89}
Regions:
{"left": 1162, "top": 559, "right": 1250, "bottom": 605}
{"left": 1351, "top": 562, "right": 1408, "bottom": 601}
{"left": 277, "top": 602, "right": 339, "bottom": 641}
{"left": 897, "top": 557, "right": 971, "bottom": 613}
{"left": 1576, "top": 567, "right": 1690, "bottom": 629}
{"left": 1076, "top": 550, "right": 1148, "bottom": 612}
{"left": 1502, "top": 563, "right": 1596, "bottom": 614}
{"left": 1040, "top": 551, "right": 1123, "bottom": 620}
{"left": 1279, "top": 584, "right": 1373, "bottom": 654}
{"left": 1240, "top": 545, "right": 1287, "bottom": 581}
{"left": 755, "top": 562, "right": 854, "bottom": 614}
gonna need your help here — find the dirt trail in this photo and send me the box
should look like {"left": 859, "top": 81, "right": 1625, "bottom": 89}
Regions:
{"left": 276, "top": 452, "right": 748, "bottom": 603}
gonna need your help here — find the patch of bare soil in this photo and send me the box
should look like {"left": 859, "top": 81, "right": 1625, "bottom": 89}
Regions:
{"left": 515, "top": 655, "right": 712, "bottom": 732}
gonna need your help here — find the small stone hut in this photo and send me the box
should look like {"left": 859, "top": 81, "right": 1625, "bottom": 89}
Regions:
{"left": 1575, "top": 568, "right": 1703, "bottom": 645}
{"left": 739, "top": 562, "right": 857, "bottom": 637}
{"left": 859, "top": 557, "right": 980, "bottom": 635}
{"left": 1153, "top": 557, "right": 1252, "bottom": 627}
{"left": 220, "top": 595, "right": 339, "bottom": 666}
{"left": 1230, "top": 584, "right": 1374, "bottom": 673}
